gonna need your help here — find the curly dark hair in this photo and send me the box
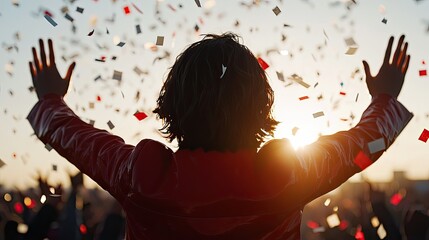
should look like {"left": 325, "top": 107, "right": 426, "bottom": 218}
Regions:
{"left": 153, "top": 32, "right": 278, "bottom": 151}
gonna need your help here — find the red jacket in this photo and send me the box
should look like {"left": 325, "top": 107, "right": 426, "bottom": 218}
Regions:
{"left": 27, "top": 94, "right": 412, "bottom": 239}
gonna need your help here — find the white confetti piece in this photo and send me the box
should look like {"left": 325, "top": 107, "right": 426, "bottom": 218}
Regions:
{"left": 368, "top": 138, "right": 386, "bottom": 154}
{"left": 220, "top": 64, "right": 227, "bottom": 78}
{"left": 326, "top": 213, "right": 340, "bottom": 228}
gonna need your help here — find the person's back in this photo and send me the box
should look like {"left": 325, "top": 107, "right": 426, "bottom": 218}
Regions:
{"left": 27, "top": 33, "right": 412, "bottom": 239}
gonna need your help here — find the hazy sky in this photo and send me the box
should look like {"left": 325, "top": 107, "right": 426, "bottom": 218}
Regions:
{"left": 0, "top": 0, "right": 428, "bottom": 189}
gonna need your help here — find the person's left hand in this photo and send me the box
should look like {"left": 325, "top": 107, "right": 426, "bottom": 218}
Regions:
{"left": 29, "top": 39, "right": 76, "bottom": 99}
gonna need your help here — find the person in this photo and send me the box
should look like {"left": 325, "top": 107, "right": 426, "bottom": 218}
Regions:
{"left": 27, "top": 33, "right": 412, "bottom": 239}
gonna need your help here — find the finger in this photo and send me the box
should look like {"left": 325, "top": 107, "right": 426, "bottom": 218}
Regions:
{"left": 392, "top": 35, "right": 405, "bottom": 65}
{"left": 32, "top": 47, "right": 40, "bottom": 72}
{"left": 48, "top": 39, "right": 55, "bottom": 66}
{"left": 398, "top": 42, "right": 408, "bottom": 67}
{"left": 29, "top": 62, "right": 35, "bottom": 80}
{"left": 39, "top": 39, "right": 47, "bottom": 68}
{"left": 384, "top": 36, "right": 394, "bottom": 65}
{"left": 362, "top": 60, "right": 372, "bottom": 78}
{"left": 64, "top": 62, "right": 76, "bottom": 81}
{"left": 403, "top": 55, "right": 411, "bottom": 76}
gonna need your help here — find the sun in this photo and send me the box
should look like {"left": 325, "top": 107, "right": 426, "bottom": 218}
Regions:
{"left": 274, "top": 125, "right": 320, "bottom": 150}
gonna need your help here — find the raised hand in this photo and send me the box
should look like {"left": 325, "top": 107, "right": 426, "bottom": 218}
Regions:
{"left": 362, "top": 35, "right": 410, "bottom": 99}
{"left": 29, "top": 39, "right": 76, "bottom": 99}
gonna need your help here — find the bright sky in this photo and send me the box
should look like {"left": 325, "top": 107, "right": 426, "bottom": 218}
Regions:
{"left": 0, "top": 0, "right": 428, "bottom": 189}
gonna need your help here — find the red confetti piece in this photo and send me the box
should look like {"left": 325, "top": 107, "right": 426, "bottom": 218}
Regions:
{"left": 167, "top": 4, "right": 176, "bottom": 11}
{"left": 257, "top": 57, "right": 269, "bottom": 70}
{"left": 419, "top": 70, "right": 427, "bottom": 76}
{"left": 96, "top": 95, "right": 101, "bottom": 102}
{"left": 14, "top": 202, "right": 24, "bottom": 214}
{"left": 123, "top": 6, "right": 130, "bottom": 15}
{"left": 355, "top": 225, "right": 365, "bottom": 240}
{"left": 423, "top": 60, "right": 426, "bottom": 65}
{"left": 134, "top": 111, "right": 148, "bottom": 121}
{"left": 43, "top": 10, "right": 53, "bottom": 17}
{"left": 307, "top": 221, "right": 319, "bottom": 229}
{"left": 339, "top": 91, "right": 346, "bottom": 96}
{"left": 353, "top": 151, "right": 373, "bottom": 170}
{"left": 418, "top": 128, "right": 429, "bottom": 143}
{"left": 339, "top": 220, "right": 349, "bottom": 230}
{"left": 299, "top": 96, "right": 309, "bottom": 101}
{"left": 80, "top": 224, "right": 87, "bottom": 234}
{"left": 390, "top": 193, "right": 403, "bottom": 206}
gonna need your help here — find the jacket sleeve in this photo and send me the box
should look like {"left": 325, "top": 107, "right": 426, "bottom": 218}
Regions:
{"left": 290, "top": 94, "right": 413, "bottom": 203}
{"left": 27, "top": 94, "right": 143, "bottom": 201}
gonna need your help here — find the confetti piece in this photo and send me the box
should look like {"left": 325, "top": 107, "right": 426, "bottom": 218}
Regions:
{"left": 195, "top": 0, "right": 201, "bottom": 7}
{"left": 354, "top": 151, "right": 372, "bottom": 170}
{"left": 381, "top": 18, "right": 387, "bottom": 24}
{"left": 371, "top": 217, "right": 380, "bottom": 227}
{"left": 133, "top": 66, "right": 145, "bottom": 76}
{"left": 307, "top": 221, "right": 319, "bottom": 229}
{"left": 117, "top": 42, "right": 126, "bottom": 47}
{"left": 377, "top": 224, "right": 387, "bottom": 239}
{"left": 44, "top": 15, "right": 58, "bottom": 27}
{"left": 355, "top": 93, "right": 359, "bottom": 102}
{"left": 123, "top": 6, "right": 131, "bottom": 15}
{"left": 136, "top": 24, "right": 142, "bottom": 34}
{"left": 299, "top": 96, "right": 309, "bottom": 101}
{"left": 257, "top": 57, "right": 269, "bottom": 70}
{"left": 134, "top": 111, "right": 148, "bottom": 121}
{"left": 368, "top": 138, "right": 386, "bottom": 154}
{"left": 76, "top": 7, "right": 84, "bottom": 13}
{"left": 344, "top": 37, "right": 357, "bottom": 46}
{"left": 52, "top": 164, "right": 57, "bottom": 171}
{"left": 89, "top": 102, "right": 94, "bottom": 109}
{"left": 419, "top": 69, "right": 427, "bottom": 76}
{"left": 339, "top": 91, "right": 346, "bottom": 96}
{"left": 156, "top": 36, "right": 164, "bottom": 46}
{"left": 312, "top": 111, "right": 324, "bottom": 118}
{"left": 324, "top": 198, "right": 331, "bottom": 206}
{"left": 88, "top": 29, "right": 95, "bottom": 36}
{"left": 272, "top": 6, "right": 281, "bottom": 16}
{"left": 45, "top": 144, "right": 53, "bottom": 152}
{"left": 390, "top": 193, "right": 403, "bottom": 206}
{"left": 0, "top": 158, "right": 5, "bottom": 168}
{"left": 288, "top": 74, "right": 310, "bottom": 88}
{"left": 313, "top": 227, "right": 325, "bottom": 233}
{"left": 418, "top": 128, "right": 429, "bottom": 142}
{"left": 96, "top": 95, "right": 101, "bottom": 102}
{"left": 167, "top": 4, "right": 177, "bottom": 12}
{"left": 345, "top": 47, "right": 358, "bottom": 55}
{"left": 291, "top": 127, "right": 299, "bottom": 136}
{"left": 314, "top": 82, "right": 319, "bottom": 88}
{"left": 89, "top": 120, "right": 95, "bottom": 126}
{"left": 220, "top": 64, "right": 227, "bottom": 78}
{"left": 131, "top": 3, "right": 143, "bottom": 14}
{"left": 107, "top": 120, "right": 115, "bottom": 130}
{"left": 64, "top": 13, "right": 74, "bottom": 22}
{"left": 276, "top": 71, "right": 285, "bottom": 82}
{"left": 326, "top": 213, "right": 340, "bottom": 228}
{"left": 112, "top": 70, "right": 122, "bottom": 81}
{"left": 106, "top": 28, "right": 109, "bottom": 34}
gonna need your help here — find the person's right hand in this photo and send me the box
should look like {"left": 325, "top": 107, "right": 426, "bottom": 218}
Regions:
{"left": 362, "top": 35, "right": 410, "bottom": 99}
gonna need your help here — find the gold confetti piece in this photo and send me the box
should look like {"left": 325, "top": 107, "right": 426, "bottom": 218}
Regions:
{"left": 344, "top": 37, "right": 357, "bottom": 46}
{"left": 89, "top": 102, "right": 94, "bottom": 109}
{"left": 345, "top": 46, "right": 358, "bottom": 55}
{"left": 0, "top": 158, "right": 6, "bottom": 168}
{"left": 112, "top": 70, "right": 122, "bottom": 81}
{"left": 272, "top": 6, "right": 281, "bottom": 15}
{"left": 313, "top": 111, "right": 325, "bottom": 118}
{"left": 371, "top": 217, "right": 380, "bottom": 227}
{"left": 156, "top": 36, "right": 164, "bottom": 46}
{"left": 107, "top": 120, "right": 115, "bottom": 130}
{"left": 292, "top": 127, "right": 299, "bottom": 136}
